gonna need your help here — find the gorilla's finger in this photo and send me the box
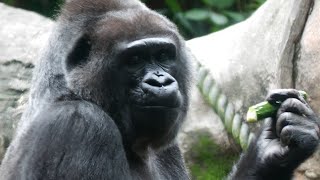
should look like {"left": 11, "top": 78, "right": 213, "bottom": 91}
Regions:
{"left": 266, "top": 89, "right": 307, "bottom": 105}
{"left": 277, "top": 98, "right": 315, "bottom": 118}
{"left": 260, "top": 118, "right": 277, "bottom": 139}
{"left": 276, "top": 112, "right": 315, "bottom": 137}
{"left": 263, "top": 118, "right": 274, "bottom": 130}
{"left": 280, "top": 125, "right": 319, "bottom": 153}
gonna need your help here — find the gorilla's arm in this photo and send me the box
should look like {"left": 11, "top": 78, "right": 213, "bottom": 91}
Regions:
{"left": 3, "top": 101, "right": 131, "bottom": 180}
{"left": 229, "top": 89, "right": 320, "bottom": 180}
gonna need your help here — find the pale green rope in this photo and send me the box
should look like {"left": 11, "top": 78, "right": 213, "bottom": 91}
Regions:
{"left": 195, "top": 62, "right": 255, "bottom": 150}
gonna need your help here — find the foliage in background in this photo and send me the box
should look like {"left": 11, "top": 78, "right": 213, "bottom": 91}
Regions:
{"left": 2, "top": 0, "right": 265, "bottom": 39}
{"left": 143, "top": 0, "right": 266, "bottom": 39}
{"left": 2, "top": 0, "right": 63, "bottom": 17}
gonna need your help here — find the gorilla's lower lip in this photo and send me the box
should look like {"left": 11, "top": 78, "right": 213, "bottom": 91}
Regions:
{"left": 133, "top": 104, "right": 180, "bottom": 109}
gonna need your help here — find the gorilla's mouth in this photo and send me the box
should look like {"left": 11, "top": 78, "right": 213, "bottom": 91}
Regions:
{"left": 131, "top": 103, "right": 181, "bottom": 119}
{"left": 133, "top": 104, "right": 181, "bottom": 109}
{"left": 130, "top": 89, "right": 183, "bottom": 109}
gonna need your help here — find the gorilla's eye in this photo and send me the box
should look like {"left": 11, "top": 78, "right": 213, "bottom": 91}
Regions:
{"left": 159, "top": 52, "right": 168, "bottom": 62}
{"left": 128, "top": 54, "right": 144, "bottom": 65}
{"left": 66, "top": 35, "right": 91, "bottom": 71}
{"left": 156, "top": 49, "right": 175, "bottom": 64}
{"left": 124, "top": 53, "right": 146, "bottom": 70}
{"left": 131, "top": 55, "right": 142, "bottom": 63}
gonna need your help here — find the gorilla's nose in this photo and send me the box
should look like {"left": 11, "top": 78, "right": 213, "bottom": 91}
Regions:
{"left": 142, "top": 71, "right": 178, "bottom": 93}
{"left": 140, "top": 71, "right": 182, "bottom": 108}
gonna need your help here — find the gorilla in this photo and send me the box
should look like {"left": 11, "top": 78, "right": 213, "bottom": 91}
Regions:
{"left": 0, "top": 0, "right": 319, "bottom": 179}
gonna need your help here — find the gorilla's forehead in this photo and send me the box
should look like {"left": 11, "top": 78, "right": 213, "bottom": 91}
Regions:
{"left": 62, "top": 0, "right": 144, "bottom": 17}
{"left": 93, "top": 9, "right": 180, "bottom": 45}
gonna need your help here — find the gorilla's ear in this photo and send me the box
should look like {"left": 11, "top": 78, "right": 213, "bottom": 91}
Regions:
{"left": 66, "top": 34, "right": 91, "bottom": 71}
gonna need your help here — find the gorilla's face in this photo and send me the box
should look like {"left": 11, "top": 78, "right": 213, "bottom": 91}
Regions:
{"left": 122, "top": 38, "right": 181, "bottom": 109}
{"left": 119, "top": 38, "right": 184, "bottom": 143}
{"left": 64, "top": 10, "right": 191, "bottom": 149}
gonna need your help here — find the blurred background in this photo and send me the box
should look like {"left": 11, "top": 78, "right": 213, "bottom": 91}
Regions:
{"left": 1, "top": 0, "right": 265, "bottom": 39}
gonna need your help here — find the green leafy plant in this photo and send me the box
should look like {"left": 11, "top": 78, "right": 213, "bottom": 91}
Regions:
{"left": 143, "top": 0, "right": 266, "bottom": 39}
{"left": 3, "top": 0, "right": 265, "bottom": 39}
{"left": 2, "top": 0, "right": 63, "bottom": 17}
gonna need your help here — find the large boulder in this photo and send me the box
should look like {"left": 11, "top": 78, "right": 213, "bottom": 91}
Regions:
{"left": 0, "top": 3, "right": 53, "bottom": 160}
{"left": 295, "top": 0, "right": 320, "bottom": 116}
{"left": 294, "top": 1, "right": 320, "bottom": 179}
{"left": 187, "top": 0, "right": 320, "bottom": 179}
{"left": 187, "top": 0, "right": 313, "bottom": 113}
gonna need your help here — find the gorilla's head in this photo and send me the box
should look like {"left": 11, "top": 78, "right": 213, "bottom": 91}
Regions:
{"left": 61, "top": 1, "right": 192, "bottom": 151}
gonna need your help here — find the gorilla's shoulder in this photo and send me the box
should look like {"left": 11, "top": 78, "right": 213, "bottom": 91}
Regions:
{"left": 30, "top": 100, "right": 121, "bottom": 140}
{"left": 39, "top": 100, "right": 108, "bottom": 120}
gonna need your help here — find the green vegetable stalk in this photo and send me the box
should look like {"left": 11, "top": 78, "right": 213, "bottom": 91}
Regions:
{"left": 246, "top": 91, "right": 308, "bottom": 123}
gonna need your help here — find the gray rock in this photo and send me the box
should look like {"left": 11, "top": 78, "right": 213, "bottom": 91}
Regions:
{"left": 187, "top": 0, "right": 313, "bottom": 114}
{"left": 0, "top": 3, "right": 53, "bottom": 158}
{"left": 185, "top": 0, "right": 314, "bottom": 152}
{"left": 186, "top": 0, "right": 319, "bottom": 179}
{"left": 185, "top": 0, "right": 316, "bottom": 147}
{"left": 294, "top": 1, "right": 320, "bottom": 178}
{"left": 0, "top": 3, "right": 54, "bottom": 64}
{"left": 177, "top": 85, "right": 237, "bottom": 154}
{"left": 295, "top": 0, "right": 320, "bottom": 115}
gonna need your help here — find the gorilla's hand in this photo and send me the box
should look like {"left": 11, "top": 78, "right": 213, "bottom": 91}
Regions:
{"left": 229, "top": 89, "right": 320, "bottom": 180}
{"left": 257, "top": 89, "right": 319, "bottom": 171}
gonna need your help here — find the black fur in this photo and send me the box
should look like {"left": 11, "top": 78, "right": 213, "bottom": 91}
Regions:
{"left": 0, "top": 0, "right": 191, "bottom": 179}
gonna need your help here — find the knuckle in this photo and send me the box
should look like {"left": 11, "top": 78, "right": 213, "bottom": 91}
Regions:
{"left": 280, "top": 98, "right": 306, "bottom": 113}
{"left": 278, "top": 112, "right": 291, "bottom": 120}
{"left": 277, "top": 112, "right": 291, "bottom": 127}
{"left": 283, "top": 98, "right": 300, "bottom": 106}
{"left": 280, "top": 125, "right": 293, "bottom": 136}
{"left": 314, "top": 124, "right": 320, "bottom": 138}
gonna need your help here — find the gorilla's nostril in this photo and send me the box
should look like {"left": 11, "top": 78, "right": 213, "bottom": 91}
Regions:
{"left": 143, "top": 71, "right": 176, "bottom": 89}
{"left": 154, "top": 71, "right": 164, "bottom": 77}
{"left": 164, "top": 78, "right": 174, "bottom": 86}
{"left": 145, "top": 78, "right": 162, "bottom": 87}
{"left": 145, "top": 78, "right": 175, "bottom": 87}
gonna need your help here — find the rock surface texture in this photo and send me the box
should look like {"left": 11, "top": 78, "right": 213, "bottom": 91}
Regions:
{"left": 0, "top": 0, "right": 320, "bottom": 179}
{"left": 0, "top": 3, "right": 53, "bottom": 161}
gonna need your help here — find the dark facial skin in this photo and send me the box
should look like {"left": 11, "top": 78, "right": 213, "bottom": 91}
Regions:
{"left": 118, "top": 38, "right": 182, "bottom": 109}
{"left": 120, "top": 38, "right": 184, "bottom": 149}
{"left": 123, "top": 38, "right": 182, "bottom": 108}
